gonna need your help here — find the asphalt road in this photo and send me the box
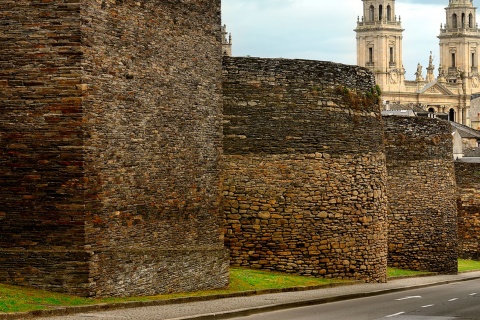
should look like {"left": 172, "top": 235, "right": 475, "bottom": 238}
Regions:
{"left": 34, "top": 272, "right": 480, "bottom": 320}
{"left": 233, "top": 279, "right": 480, "bottom": 320}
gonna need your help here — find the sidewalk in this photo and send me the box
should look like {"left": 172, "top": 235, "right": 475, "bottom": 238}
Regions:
{"left": 4, "top": 271, "right": 480, "bottom": 320}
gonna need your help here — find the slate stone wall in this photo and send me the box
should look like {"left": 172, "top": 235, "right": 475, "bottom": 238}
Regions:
{"left": 384, "top": 117, "right": 458, "bottom": 274}
{"left": 0, "top": 0, "right": 89, "bottom": 296}
{"left": 0, "top": 0, "right": 228, "bottom": 297}
{"left": 222, "top": 57, "right": 388, "bottom": 283}
{"left": 455, "top": 162, "right": 480, "bottom": 260}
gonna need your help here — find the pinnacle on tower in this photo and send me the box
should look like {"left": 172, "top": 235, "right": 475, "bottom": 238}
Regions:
{"left": 222, "top": 24, "right": 232, "bottom": 56}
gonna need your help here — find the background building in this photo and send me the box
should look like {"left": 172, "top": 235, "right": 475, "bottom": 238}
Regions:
{"left": 356, "top": 0, "right": 480, "bottom": 126}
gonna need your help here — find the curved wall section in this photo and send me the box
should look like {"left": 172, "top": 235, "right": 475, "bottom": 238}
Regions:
{"left": 455, "top": 161, "right": 480, "bottom": 260}
{"left": 384, "top": 116, "right": 458, "bottom": 274}
{"left": 223, "top": 57, "right": 388, "bottom": 282}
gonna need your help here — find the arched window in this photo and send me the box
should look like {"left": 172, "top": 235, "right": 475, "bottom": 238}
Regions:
{"left": 369, "top": 5, "right": 375, "bottom": 21}
{"left": 428, "top": 108, "right": 435, "bottom": 113}
{"left": 462, "top": 13, "right": 466, "bottom": 27}
{"left": 387, "top": 5, "right": 392, "bottom": 21}
{"left": 379, "top": 5, "right": 383, "bottom": 20}
{"left": 469, "top": 13, "right": 473, "bottom": 28}
{"left": 453, "top": 13, "right": 458, "bottom": 28}
{"left": 449, "top": 108, "right": 456, "bottom": 122}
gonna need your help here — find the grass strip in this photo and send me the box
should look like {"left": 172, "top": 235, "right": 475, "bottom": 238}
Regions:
{"left": 0, "top": 261, "right": 479, "bottom": 314}
{"left": 0, "top": 268, "right": 350, "bottom": 313}
{"left": 458, "top": 259, "right": 480, "bottom": 272}
{"left": 387, "top": 268, "right": 433, "bottom": 278}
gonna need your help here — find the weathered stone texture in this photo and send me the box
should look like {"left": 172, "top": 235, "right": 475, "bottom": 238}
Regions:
{"left": 455, "top": 162, "right": 480, "bottom": 260}
{"left": 0, "top": 0, "right": 228, "bottom": 297}
{"left": 0, "top": 0, "right": 88, "bottom": 295}
{"left": 384, "top": 116, "right": 458, "bottom": 274}
{"left": 223, "top": 57, "right": 388, "bottom": 283}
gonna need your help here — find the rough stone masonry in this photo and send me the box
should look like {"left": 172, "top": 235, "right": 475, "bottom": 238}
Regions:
{"left": 0, "top": 0, "right": 468, "bottom": 298}
{"left": 222, "top": 57, "right": 388, "bottom": 283}
{"left": 384, "top": 116, "right": 458, "bottom": 274}
{"left": 456, "top": 161, "right": 480, "bottom": 260}
{"left": 0, "top": 0, "right": 228, "bottom": 297}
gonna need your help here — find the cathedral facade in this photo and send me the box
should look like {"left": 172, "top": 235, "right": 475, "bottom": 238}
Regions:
{"left": 355, "top": 0, "right": 480, "bottom": 128}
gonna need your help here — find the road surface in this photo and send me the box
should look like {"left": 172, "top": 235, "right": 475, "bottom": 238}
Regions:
{"left": 233, "top": 279, "right": 480, "bottom": 320}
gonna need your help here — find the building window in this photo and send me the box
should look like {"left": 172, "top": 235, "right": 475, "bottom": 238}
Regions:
{"left": 389, "top": 47, "right": 394, "bottom": 63}
{"left": 469, "top": 13, "right": 474, "bottom": 28}
{"left": 462, "top": 13, "right": 466, "bottom": 27}
{"left": 369, "top": 47, "right": 374, "bottom": 63}
{"left": 453, "top": 14, "right": 458, "bottom": 28}
{"left": 387, "top": 5, "right": 392, "bottom": 21}
{"left": 449, "top": 108, "right": 456, "bottom": 122}
{"left": 472, "top": 52, "right": 476, "bottom": 67}
{"left": 369, "top": 5, "right": 374, "bottom": 21}
{"left": 379, "top": 5, "right": 383, "bottom": 20}
{"left": 452, "top": 53, "right": 456, "bottom": 67}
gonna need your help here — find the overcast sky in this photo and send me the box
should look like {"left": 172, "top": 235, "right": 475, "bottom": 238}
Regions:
{"left": 222, "top": 0, "right": 452, "bottom": 80}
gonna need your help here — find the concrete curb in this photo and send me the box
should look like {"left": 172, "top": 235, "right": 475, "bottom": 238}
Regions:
{"left": 0, "top": 274, "right": 479, "bottom": 320}
{"left": 0, "top": 281, "right": 360, "bottom": 320}
{"left": 167, "top": 274, "right": 480, "bottom": 320}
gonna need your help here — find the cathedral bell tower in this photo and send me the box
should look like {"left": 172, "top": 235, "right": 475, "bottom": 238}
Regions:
{"left": 438, "top": 0, "right": 480, "bottom": 91}
{"left": 355, "top": 0, "right": 405, "bottom": 93}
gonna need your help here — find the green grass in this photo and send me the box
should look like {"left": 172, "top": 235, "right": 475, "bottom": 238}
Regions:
{"left": 387, "top": 268, "right": 433, "bottom": 278}
{"left": 228, "top": 268, "right": 349, "bottom": 291}
{"left": 0, "top": 284, "right": 95, "bottom": 313}
{"left": 0, "top": 261, "right": 479, "bottom": 314}
{"left": 458, "top": 259, "right": 480, "bottom": 272}
{"left": 0, "top": 268, "right": 350, "bottom": 314}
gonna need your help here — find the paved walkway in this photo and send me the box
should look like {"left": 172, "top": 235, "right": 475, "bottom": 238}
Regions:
{"left": 4, "top": 271, "right": 480, "bottom": 320}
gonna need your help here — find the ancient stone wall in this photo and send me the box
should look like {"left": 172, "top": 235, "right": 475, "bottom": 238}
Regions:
{"left": 0, "top": 0, "right": 228, "bottom": 297}
{"left": 384, "top": 116, "right": 458, "bottom": 273}
{"left": 455, "top": 161, "right": 480, "bottom": 260}
{"left": 223, "top": 57, "right": 388, "bottom": 282}
{"left": 0, "top": 0, "right": 89, "bottom": 296}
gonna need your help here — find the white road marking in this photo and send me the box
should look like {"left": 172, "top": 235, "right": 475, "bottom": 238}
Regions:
{"left": 448, "top": 298, "right": 459, "bottom": 302}
{"left": 470, "top": 293, "right": 478, "bottom": 296}
{"left": 386, "top": 312, "right": 405, "bottom": 318}
{"left": 422, "top": 304, "right": 434, "bottom": 308}
{"left": 395, "top": 296, "right": 422, "bottom": 301}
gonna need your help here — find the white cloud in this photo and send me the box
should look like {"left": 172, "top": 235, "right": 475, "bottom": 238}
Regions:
{"left": 222, "top": 0, "right": 455, "bottom": 80}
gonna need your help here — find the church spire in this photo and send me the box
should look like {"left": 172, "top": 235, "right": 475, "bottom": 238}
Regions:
{"left": 360, "top": 0, "right": 397, "bottom": 23}
{"left": 222, "top": 24, "right": 232, "bottom": 57}
{"left": 355, "top": 1, "right": 405, "bottom": 92}
{"left": 438, "top": 0, "right": 480, "bottom": 83}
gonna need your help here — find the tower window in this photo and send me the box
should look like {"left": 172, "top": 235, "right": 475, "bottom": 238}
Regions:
{"left": 369, "top": 47, "right": 374, "bottom": 63}
{"left": 387, "top": 5, "right": 392, "bottom": 21}
{"left": 453, "top": 14, "right": 458, "bottom": 28}
{"left": 379, "top": 5, "right": 383, "bottom": 20}
{"left": 469, "top": 13, "right": 473, "bottom": 28}
{"left": 472, "top": 52, "right": 476, "bottom": 67}
{"left": 462, "top": 13, "right": 466, "bottom": 27}
{"left": 452, "top": 53, "right": 456, "bottom": 67}
{"left": 390, "top": 47, "right": 394, "bottom": 63}
{"left": 369, "top": 5, "right": 374, "bottom": 21}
